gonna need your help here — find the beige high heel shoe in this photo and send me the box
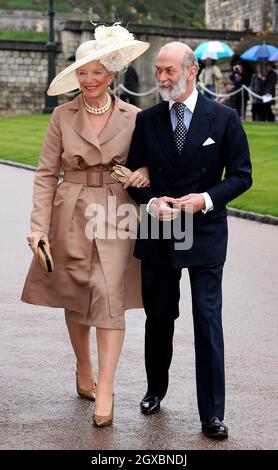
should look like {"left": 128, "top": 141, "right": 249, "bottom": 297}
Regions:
{"left": 76, "top": 367, "right": 96, "bottom": 401}
{"left": 93, "top": 395, "right": 114, "bottom": 428}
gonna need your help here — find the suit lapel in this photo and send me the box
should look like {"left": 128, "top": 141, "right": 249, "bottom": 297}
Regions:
{"left": 152, "top": 93, "right": 214, "bottom": 173}
{"left": 152, "top": 101, "right": 179, "bottom": 168}
{"left": 171, "top": 92, "right": 214, "bottom": 177}
{"left": 183, "top": 92, "right": 213, "bottom": 154}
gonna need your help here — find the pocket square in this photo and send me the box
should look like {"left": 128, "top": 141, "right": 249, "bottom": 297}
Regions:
{"left": 203, "top": 137, "right": 215, "bottom": 146}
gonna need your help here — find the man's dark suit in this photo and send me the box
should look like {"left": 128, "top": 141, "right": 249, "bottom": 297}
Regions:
{"left": 126, "top": 91, "right": 252, "bottom": 419}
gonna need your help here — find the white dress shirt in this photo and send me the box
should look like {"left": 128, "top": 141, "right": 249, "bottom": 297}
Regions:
{"left": 147, "top": 87, "right": 214, "bottom": 216}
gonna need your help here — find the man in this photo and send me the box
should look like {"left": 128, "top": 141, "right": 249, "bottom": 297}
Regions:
{"left": 262, "top": 62, "right": 277, "bottom": 122}
{"left": 229, "top": 60, "right": 250, "bottom": 119}
{"left": 250, "top": 64, "right": 264, "bottom": 121}
{"left": 125, "top": 42, "right": 252, "bottom": 440}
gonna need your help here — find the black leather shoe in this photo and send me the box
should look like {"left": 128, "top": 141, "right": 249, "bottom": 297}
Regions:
{"left": 140, "top": 394, "right": 163, "bottom": 415}
{"left": 201, "top": 416, "right": 228, "bottom": 439}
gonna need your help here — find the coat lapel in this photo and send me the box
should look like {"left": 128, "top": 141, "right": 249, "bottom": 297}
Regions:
{"left": 65, "top": 95, "right": 130, "bottom": 150}
{"left": 98, "top": 97, "right": 129, "bottom": 146}
{"left": 65, "top": 94, "right": 101, "bottom": 151}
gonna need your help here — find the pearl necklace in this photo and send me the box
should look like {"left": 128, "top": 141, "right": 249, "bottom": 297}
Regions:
{"left": 82, "top": 92, "right": 112, "bottom": 115}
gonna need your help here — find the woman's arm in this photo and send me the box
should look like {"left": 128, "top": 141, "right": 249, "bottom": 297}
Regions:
{"left": 27, "top": 107, "right": 62, "bottom": 254}
{"left": 31, "top": 107, "right": 62, "bottom": 234}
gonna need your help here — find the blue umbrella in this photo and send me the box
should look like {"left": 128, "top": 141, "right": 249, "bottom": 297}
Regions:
{"left": 194, "top": 41, "right": 234, "bottom": 60}
{"left": 240, "top": 44, "right": 278, "bottom": 61}
{"left": 269, "top": 51, "right": 278, "bottom": 61}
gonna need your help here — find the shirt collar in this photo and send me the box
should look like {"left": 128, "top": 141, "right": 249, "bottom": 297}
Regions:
{"left": 169, "top": 87, "right": 198, "bottom": 113}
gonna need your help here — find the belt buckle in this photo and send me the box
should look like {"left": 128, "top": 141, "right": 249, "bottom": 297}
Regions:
{"left": 86, "top": 168, "right": 103, "bottom": 187}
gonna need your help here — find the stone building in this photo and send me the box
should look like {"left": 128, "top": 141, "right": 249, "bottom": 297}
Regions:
{"left": 206, "top": 0, "right": 275, "bottom": 32}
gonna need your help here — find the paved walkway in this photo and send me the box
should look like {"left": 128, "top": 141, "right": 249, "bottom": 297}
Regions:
{"left": 0, "top": 164, "right": 277, "bottom": 450}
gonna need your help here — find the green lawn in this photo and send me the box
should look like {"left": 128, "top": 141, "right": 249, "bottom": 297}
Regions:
{"left": 0, "top": 1, "right": 72, "bottom": 12}
{"left": 230, "top": 122, "right": 278, "bottom": 217}
{"left": 0, "top": 114, "right": 50, "bottom": 166}
{"left": 0, "top": 116, "right": 277, "bottom": 216}
{"left": 0, "top": 30, "right": 48, "bottom": 41}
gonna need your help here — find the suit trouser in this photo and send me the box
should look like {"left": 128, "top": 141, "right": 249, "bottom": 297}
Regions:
{"left": 142, "top": 261, "right": 225, "bottom": 420}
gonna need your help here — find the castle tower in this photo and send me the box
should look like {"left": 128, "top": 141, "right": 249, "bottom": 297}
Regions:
{"left": 205, "top": 0, "right": 273, "bottom": 32}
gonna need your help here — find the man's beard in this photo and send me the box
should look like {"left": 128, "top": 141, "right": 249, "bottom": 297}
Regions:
{"left": 158, "top": 74, "right": 188, "bottom": 101}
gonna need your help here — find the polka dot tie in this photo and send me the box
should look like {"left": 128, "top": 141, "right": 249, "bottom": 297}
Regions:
{"left": 173, "top": 102, "right": 187, "bottom": 154}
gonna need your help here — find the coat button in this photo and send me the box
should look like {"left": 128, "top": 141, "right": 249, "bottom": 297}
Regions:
{"left": 201, "top": 167, "right": 207, "bottom": 173}
{"left": 157, "top": 167, "right": 163, "bottom": 174}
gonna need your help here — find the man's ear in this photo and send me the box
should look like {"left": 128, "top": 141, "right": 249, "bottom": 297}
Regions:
{"left": 188, "top": 66, "right": 198, "bottom": 81}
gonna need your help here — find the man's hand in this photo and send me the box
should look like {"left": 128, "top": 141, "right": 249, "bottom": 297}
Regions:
{"left": 169, "top": 193, "right": 205, "bottom": 214}
{"left": 149, "top": 196, "right": 180, "bottom": 221}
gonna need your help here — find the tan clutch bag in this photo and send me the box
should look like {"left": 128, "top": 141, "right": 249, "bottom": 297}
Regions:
{"left": 37, "top": 240, "right": 54, "bottom": 273}
{"left": 111, "top": 164, "right": 133, "bottom": 183}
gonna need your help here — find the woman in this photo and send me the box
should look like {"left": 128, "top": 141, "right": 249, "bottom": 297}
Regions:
{"left": 21, "top": 24, "right": 150, "bottom": 428}
{"left": 199, "top": 58, "right": 222, "bottom": 100}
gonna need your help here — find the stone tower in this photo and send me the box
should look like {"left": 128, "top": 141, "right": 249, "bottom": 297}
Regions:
{"left": 205, "top": 0, "right": 274, "bottom": 32}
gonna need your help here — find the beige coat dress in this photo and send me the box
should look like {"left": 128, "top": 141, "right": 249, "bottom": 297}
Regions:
{"left": 21, "top": 94, "right": 143, "bottom": 329}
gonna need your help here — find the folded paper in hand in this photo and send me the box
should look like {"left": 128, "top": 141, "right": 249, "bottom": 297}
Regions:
{"left": 111, "top": 164, "right": 133, "bottom": 183}
{"left": 262, "top": 94, "right": 272, "bottom": 103}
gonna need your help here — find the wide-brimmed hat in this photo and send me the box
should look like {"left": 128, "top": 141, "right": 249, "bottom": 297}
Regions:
{"left": 47, "top": 24, "right": 150, "bottom": 96}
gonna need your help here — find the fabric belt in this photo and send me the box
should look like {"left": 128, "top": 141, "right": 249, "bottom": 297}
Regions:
{"left": 63, "top": 168, "right": 116, "bottom": 187}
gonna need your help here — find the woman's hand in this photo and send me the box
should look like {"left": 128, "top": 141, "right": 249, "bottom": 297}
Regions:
{"left": 123, "top": 166, "right": 150, "bottom": 189}
{"left": 27, "top": 231, "right": 50, "bottom": 256}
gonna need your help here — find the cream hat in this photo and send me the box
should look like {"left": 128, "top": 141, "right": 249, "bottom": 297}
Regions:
{"left": 47, "top": 24, "right": 150, "bottom": 96}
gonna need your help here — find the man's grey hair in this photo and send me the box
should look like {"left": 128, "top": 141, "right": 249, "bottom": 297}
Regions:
{"left": 160, "top": 43, "right": 199, "bottom": 72}
{"left": 182, "top": 50, "right": 199, "bottom": 72}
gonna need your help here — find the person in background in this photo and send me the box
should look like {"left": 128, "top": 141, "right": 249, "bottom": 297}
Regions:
{"left": 199, "top": 58, "right": 222, "bottom": 100}
{"left": 262, "top": 62, "right": 277, "bottom": 122}
{"left": 229, "top": 61, "right": 250, "bottom": 119}
{"left": 250, "top": 64, "right": 264, "bottom": 121}
{"left": 216, "top": 78, "right": 237, "bottom": 109}
{"left": 121, "top": 63, "right": 140, "bottom": 106}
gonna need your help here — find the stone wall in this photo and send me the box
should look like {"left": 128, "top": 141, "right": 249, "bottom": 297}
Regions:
{"left": 206, "top": 0, "right": 272, "bottom": 32}
{"left": 0, "top": 46, "right": 45, "bottom": 115}
{"left": 0, "top": 42, "right": 67, "bottom": 115}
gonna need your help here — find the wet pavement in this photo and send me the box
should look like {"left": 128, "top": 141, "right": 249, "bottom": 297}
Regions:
{"left": 0, "top": 163, "right": 277, "bottom": 450}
